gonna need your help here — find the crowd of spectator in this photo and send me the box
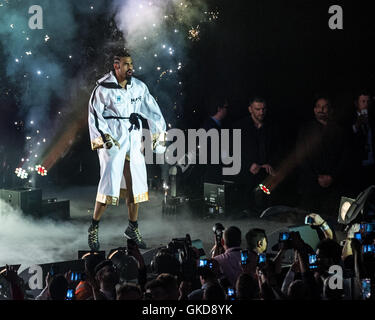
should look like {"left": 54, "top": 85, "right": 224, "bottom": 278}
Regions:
{"left": 1, "top": 210, "right": 375, "bottom": 301}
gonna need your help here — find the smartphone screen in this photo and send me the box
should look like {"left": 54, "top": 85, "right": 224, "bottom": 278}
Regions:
{"left": 305, "top": 216, "right": 314, "bottom": 224}
{"left": 66, "top": 289, "right": 75, "bottom": 300}
{"left": 354, "top": 232, "right": 362, "bottom": 241}
{"left": 71, "top": 272, "right": 82, "bottom": 282}
{"left": 362, "top": 279, "right": 371, "bottom": 300}
{"left": 199, "top": 259, "right": 208, "bottom": 267}
{"left": 258, "top": 253, "right": 266, "bottom": 264}
{"left": 308, "top": 254, "right": 318, "bottom": 269}
{"left": 240, "top": 250, "right": 248, "bottom": 265}
{"left": 363, "top": 244, "right": 375, "bottom": 254}
{"left": 279, "top": 232, "right": 290, "bottom": 242}
{"left": 227, "top": 288, "right": 235, "bottom": 300}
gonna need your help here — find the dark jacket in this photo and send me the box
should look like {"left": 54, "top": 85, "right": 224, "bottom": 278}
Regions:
{"left": 234, "top": 116, "right": 280, "bottom": 186}
{"left": 296, "top": 119, "right": 353, "bottom": 192}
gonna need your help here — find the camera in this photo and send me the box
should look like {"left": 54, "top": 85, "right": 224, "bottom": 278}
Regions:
{"left": 213, "top": 223, "right": 225, "bottom": 245}
{"left": 308, "top": 254, "right": 318, "bottom": 270}
{"left": 362, "top": 278, "right": 371, "bottom": 300}
{"left": 240, "top": 250, "right": 248, "bottom": 265}
{"left": 199, "top": 259, "right": 213, "bottom": 269}
{"left": 167, "top": 234, "right": 198, "bottom": 282}
{"left": 66, "top": 288, "right": 75, "bottom": 300}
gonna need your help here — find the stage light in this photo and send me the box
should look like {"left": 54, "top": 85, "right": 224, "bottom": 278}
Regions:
{"left": 15, "top": 167, "right": 28, "bottom": 179}
{"left": 35, "top": 165, "right": 47, "bottom": 176}
{"left": 338, "top": 197, "right": 354, "bottom": 223}
{"left": 338, "top": 186, "right": 375, "bottom": 225}
{"left": 258, "top": 184, "right": 270, "bottom": 195}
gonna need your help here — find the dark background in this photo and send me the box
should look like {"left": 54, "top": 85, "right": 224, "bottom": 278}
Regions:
{"left": 1, "top": 0, "right": 374, "bottom": 194}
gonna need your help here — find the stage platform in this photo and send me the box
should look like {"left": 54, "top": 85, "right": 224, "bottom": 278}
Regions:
{"left": 0, "top": 185, "right": 313, "bottom": 267}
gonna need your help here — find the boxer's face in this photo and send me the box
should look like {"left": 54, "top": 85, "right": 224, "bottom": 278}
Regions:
{"left": 114, "top": 56, "right": 133, "bottom": 81}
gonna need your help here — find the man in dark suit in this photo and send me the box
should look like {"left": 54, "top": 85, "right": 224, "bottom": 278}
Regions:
{"left": 350, "top": 89, "right": 375, "bottom": 192}
{"left": 201, "top": 97, "right": 229, "bottom": 183}
{"left": 296, "top": 94, "right": 353, "bottom": 217}
{"left": 234, "top": 97, "right": 280, "bottom": 213}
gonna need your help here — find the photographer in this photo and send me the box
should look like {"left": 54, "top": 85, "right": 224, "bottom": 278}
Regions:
{"left": 244, "top": 228, "right": 284, "bottom": 279}
{"left": 280, "top": 231, "right": 321, "bottom": 299}
{"left": 212, "top": 226, "right": 243, "bottom": 287}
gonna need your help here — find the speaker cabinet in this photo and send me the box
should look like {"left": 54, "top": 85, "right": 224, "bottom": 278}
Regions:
{"left": 0, "top": 188, "right": 42, "bottom": 216}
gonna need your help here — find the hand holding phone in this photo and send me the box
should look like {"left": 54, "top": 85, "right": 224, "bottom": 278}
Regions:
{"left": 308, "top": 254, "right": 318, "bottom": 270}
{"left": 66, "top": 288, "right": 75, "bottom": 300}
{"left": 257, "top": 253, "right": 266, "bottom": 265}
{"left": 362, "top": 278, "right": 371, "bottom": 300}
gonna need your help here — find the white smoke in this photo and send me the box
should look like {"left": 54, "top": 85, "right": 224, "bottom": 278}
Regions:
{"left": 0, "top": 199, "right": 88, "bottom": 266}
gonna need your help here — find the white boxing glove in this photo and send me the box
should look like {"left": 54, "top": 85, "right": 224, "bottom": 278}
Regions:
{"left": 153, "top": 131, "right": 167, "bottom": 154}
{"left": 104, "top": 134, "right": 120, "bottom": 150}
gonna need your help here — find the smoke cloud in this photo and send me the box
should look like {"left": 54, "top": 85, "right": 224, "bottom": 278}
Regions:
{"left": 112, "top": 0, "right": 210, "bottom": 127}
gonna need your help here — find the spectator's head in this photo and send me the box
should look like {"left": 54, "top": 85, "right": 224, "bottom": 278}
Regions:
{"left": 48, "top": 274, "right": 68, "bottom": 300}
{"left": 287, "top": 280, "right": 311, "bottom": 300}
{"left": 198, "top": 265, "right": 218, "bottom": 286}
{"left": 110, "top": 251, "right": 139, "bottom": 282}
{"left": 354, "top": 89, "right": 372, "bottom": 111}
{"left": 145, "top": 278, "right": 169, "bottom": 300}
{"left": 156, "top": 273, "right": 179, "bottom": 300}
{"left": 152, "top": 248, "right": 180, "bottom": 276}
{"left": 235, "top": 273, "right": 259, "bottom": 300}
{"left": 223, "top": 226, "right": 241, "bottom": 250}
{"left": 246, "top": 228, "right": 267, "bottom": 253}
{"left": 203, "top": 282, "right": 226, "bottom": 300}
{"left": 84, "top": 253, "right": 105, "bottom": 278}
{"left": 316, "top": 239, "right": 342, "bottom": 273}
{"left": 248, "top": 96, "right": 267, "bottom": 125}
{"left": 209, "top": 95, "right": 229, "bottom": 120}
{"left": 313, "top": 94, "right": 332, "bottom": 125}
{"left": 116, "top": 283, "right": 142, "bottom": 300}
{"left": 94, "top": 260, "right": 119, "bottom": 290}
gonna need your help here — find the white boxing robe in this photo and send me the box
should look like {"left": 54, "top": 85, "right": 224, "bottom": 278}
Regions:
{"left": 88, "top": 71, "right": 166, "bottom": 205}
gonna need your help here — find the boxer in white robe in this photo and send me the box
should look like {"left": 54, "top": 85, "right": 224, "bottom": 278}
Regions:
{"left": 87, "top": 49, "right": 166, "bottom": 250}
